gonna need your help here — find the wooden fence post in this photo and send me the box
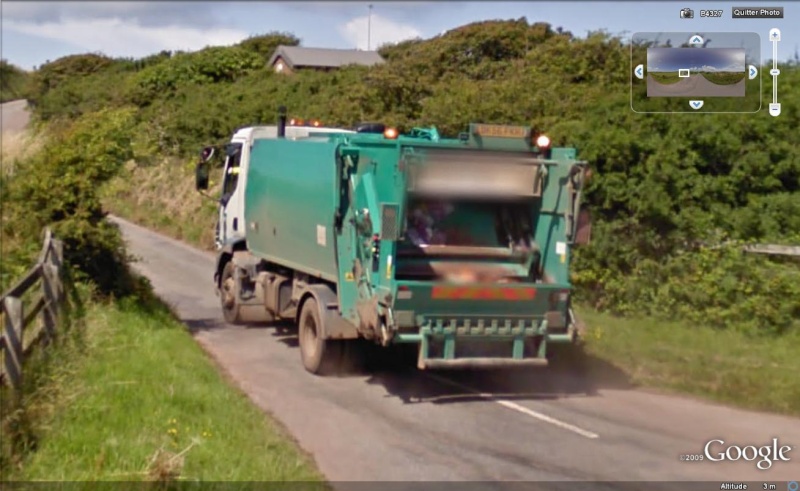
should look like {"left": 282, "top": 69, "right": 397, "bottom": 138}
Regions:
{"left": 3, "top": 296, "right": 24, "bottom": 390}
{"left": 41, "top": 262, "right": 59, "bottom": 343}
{"left": 0, "top": 231, "right": 67, "bottom": 391}
{"left": 53, "top": 239, "right": 65, "bottom": 311}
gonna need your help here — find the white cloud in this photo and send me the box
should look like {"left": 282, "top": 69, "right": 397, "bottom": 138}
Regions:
{"left": 689, "top": 65, "right": 719, "bottom": 72}
{"left": 338, "top": 13, "right": 421, "bottom": 50}
{"left": 722, "top": 63, "right": 743, "bottom": 72}
{"left": 287, "top": 2, "right": 444, "bottom": 18}
{"left": 687, "top": 64, "right": 744, "bottom": 72}
{"left": 1, "top": 2, "right": 219, "bottom": 28}
{"left": 5, "top": 18, "right": 249, "bottom": 59}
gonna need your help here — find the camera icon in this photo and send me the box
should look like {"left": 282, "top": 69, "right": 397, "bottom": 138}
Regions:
{"left": 680, "top": 8, "right": 694, "bottom": 18}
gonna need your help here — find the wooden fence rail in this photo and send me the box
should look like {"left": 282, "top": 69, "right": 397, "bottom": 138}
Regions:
{"left": 743, "top": 244, "right": 800, "bottom": 257}
{"left": 0, "top": 229, "right": 65, "bottom": 390}
{"left": 702, "top": 241, "right": 800, "bottom": 257}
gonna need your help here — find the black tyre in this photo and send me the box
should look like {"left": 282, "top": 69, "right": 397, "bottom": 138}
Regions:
{"left": 220, "top": 261, "right": 243, "bottom": 324}
{"left": 298, "top": 298, "right": 343, "bottom": 375}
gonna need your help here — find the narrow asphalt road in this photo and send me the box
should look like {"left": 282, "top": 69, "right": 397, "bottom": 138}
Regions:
{"left": 1, "top": 99, "right": 31, "bottom": 135}
{"left": 112, "top": 215, "right": 800, "bottom": 484}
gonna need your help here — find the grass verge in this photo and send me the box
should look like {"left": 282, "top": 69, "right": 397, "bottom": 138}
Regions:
{"left": 102, "top": 159, "right": 219, "bottom": 250}
{"left": 648, "top": 72, "right": 682, "bottom": 84}
{"left": 701, "top": 72, "right": 746, "bottom": 85}
{"left": 576, "top": 308, "right": 800, "bottom": 416}
{"left": 2, "top": 286, "right": 323, "bottom": 481}
{"left": 1, "top": 130, "right": 45, "bottom": 178}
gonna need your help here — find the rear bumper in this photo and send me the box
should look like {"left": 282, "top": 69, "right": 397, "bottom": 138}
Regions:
{"left": 418, "top": 357, "right": 549, "bottom": 370}
{"left": 393, "top": 320, "right": 576, "bottom": 370}
{"left": 393, "top": 331, "right": 574, "bottom": 343}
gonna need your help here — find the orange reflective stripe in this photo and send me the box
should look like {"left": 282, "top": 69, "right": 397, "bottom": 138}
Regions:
{"left": 431, "top": 286, "right": 537, "bottom": 300}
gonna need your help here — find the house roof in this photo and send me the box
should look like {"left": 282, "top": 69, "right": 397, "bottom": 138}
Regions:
{"left": 268, "top": 46, "right": 385, "bottom": 69}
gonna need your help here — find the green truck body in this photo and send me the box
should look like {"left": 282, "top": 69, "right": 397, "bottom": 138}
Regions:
{"left": 197, "top": 117, "right": 591, "bottom": 374}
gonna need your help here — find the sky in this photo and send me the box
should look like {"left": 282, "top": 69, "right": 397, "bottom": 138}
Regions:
{"left": 1, "top": 1, "right": 797, "bottom": 71}
{"left": 648, "top": 47, "right": 746, "bottom": 73}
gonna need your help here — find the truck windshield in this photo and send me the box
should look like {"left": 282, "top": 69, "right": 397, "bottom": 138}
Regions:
{"left": 402, "top": 198, "right": 533, "bottom": 250}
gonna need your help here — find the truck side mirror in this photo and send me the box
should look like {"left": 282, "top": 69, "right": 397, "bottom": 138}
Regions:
{"left": 195, "top": 162, "right": 209, "bottom": 191}
{"left": 201, "top": 146, "right": 215, "bottom": 163}
{"left": 574, "top": 208, "right": 592, "bottom": 245}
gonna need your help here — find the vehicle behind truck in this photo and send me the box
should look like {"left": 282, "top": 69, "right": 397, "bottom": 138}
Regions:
{"left": 195, "top": 108, "right": 592, "bottom": 375}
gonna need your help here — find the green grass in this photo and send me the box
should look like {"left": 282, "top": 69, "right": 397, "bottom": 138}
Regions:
{"left": 648, "top": 72, "right": 682, "bottom": 84}
{"left": 3, "top": 293, "right": 323, "bottom": 481}
{"left": 576, "top": 307, "right": 800, "bottom": 416}
{"left": 648, "top": 71, "right": 745, "bottom": 86}
{"left": 0, "top": 60, "right": 30, "bottom": 104}
{"left": 701, "top": 72, "right": 746, "bottom": 85}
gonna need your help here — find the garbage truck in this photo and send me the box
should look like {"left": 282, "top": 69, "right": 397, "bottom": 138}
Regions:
{"left": 195, "top": 108, "right": 592, "bottom": 375}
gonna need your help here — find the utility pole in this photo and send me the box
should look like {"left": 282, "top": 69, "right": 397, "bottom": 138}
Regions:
{"left": 368, "top": 4, "right": 373, "bottom": 50}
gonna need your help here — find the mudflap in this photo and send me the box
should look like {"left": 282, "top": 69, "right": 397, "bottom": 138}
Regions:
{"left": 569, "top": 307, "right": 588, "bottom": 341}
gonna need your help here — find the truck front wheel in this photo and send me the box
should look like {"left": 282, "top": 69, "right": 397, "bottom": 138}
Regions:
{"left": 298, "top": 297, "right": 343, "bottom": 375}
{"left": 220, "top": 261, "right": 243, "bottom": 324}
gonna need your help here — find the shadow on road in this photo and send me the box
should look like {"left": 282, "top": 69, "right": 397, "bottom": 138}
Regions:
{"left": 184, "top": 318, "right": 223, "bottom": 332}
{"left": 184, "top": 317, "right": 285, "bottom": 334}
{"left": 362, "top": 343, "right": 635, "bottom": 404}
{"left": 271, "top": 322, "right": 300, "bottom": 348}
{"left": 183, "top": 314, "right": 634, "bottom": 405}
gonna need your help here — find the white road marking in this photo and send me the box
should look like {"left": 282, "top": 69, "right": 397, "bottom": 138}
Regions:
{"left": 425, "top": 373, "right": 600, "bottom": 439}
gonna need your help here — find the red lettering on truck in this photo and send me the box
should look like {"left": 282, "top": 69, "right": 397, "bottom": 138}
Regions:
{"left": 431, "top": 286, "right": 537, "bottom": 300}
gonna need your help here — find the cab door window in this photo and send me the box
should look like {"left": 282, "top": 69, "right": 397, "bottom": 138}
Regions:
{"left": 221, "top": 144, "right": 243, "bottom": 203}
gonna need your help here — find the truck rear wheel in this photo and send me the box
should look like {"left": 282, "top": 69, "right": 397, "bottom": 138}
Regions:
{"left": 298, "top": 297, "right": 343, "bottom": 375}
{"left": 220, "top": 261, "right": 243, "bottom": 324}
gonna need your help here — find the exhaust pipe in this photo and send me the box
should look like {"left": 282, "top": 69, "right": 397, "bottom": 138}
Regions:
{"left": 277, "top": 105, "right": 287, "bottom": 138}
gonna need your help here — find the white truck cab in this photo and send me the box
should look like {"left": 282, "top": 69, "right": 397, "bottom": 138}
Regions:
{"left": 194, "top": 116, "right": 369, "bottom": 324}
{"left": 213, "top": 124, "right": 356, "bottom": 250}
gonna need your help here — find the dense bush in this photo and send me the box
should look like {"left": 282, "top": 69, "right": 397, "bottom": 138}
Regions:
{"left": 3, "top": 108, "right": 141, "bottom": 296}
{"left": 0, "top": 60, "right": 30, "bottom": 103}
{"left": 18, "top": 19, "right": 800, "bottom": 334}
{"left": 128, "top": 46, "right": 263, "bottom": 106}
{"left": 26, "top": 54, "right": 113, "bottom": 105}
{"left": 573, "top": 236, "right": 800, "bottom": 334}
{"left": 238, "top": 32, "right": 301, "bottom": 61}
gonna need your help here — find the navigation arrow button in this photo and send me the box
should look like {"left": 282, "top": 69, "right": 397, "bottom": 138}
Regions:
{"left": 749, "top": 65, "right": 758, "bottom": 80}
{"left": 690, "top": 35, "right": 704, "bottom": 45}
{"left": 634, "top": 64, "right": 644, "bottom": 79}
{"left": 690, "top": 100, "right": 704, "bottom": 110}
